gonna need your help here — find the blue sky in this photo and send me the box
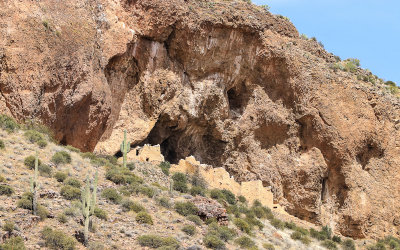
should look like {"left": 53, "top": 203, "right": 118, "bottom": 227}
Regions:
{"left": 253, "top": 0, "right": 400, "bottom": 84}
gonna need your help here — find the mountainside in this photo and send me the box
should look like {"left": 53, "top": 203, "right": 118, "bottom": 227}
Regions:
{"left": 1, "top": 0, "right": 400, "bottom": 240}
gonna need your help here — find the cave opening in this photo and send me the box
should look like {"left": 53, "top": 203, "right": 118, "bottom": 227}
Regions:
{"left": 321, "top": 177, "right": 328, "bottom": 202}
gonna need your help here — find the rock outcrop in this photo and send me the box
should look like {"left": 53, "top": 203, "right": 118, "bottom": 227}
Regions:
{"left": 1, "top": 0, "right": 399, "bottom": 239}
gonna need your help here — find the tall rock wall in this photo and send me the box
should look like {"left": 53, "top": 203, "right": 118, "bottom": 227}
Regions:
{"left": 1, "top": 0, "right": 399, "bottom": 238}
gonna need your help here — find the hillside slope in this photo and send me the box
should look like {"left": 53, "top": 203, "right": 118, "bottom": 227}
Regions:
{"left": 1, "top": 0, "right": 400, "bottom": 239}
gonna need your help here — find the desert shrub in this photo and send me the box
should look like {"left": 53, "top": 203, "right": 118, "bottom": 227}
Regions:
{"left": 121, "top": 199, "right": 145, "bottom": 213}
{"left": 60, "top": 185, "right": 81, "bottom": 200}
{"left": 41, "top": 226, "right": 77, "bottom": 250}
{"left": 0, "top": 236, "right": 26, "bottom": 250}
{"left": 63, "top": 207, "right": 79, "bottom": 217}
{"left": 321, "top": 240, "right": 337, "bottom": 250}
{"left": 159, "top": 161, "right": 170, "bottom": 176}
{"left": 233, "top": 218, "right": 251, "bottom": 234}
{"left": 322, "top": 226, "right": 332, "bottom": 239}
{"left": 24, "top": 130, "right": 45, "bottom": 144}
{"left": 65, "top": 145, "right": 80, "bottom": 153}
{"left": 139, "top": 186, "right": 155, "bottom": 198}
{"left": 57, "top": 213, "right": 68, "bottom": 223}
{"left": 301, "top": 236, "right": 312, "bottom": 245}
{"left": 235, "top": 236, "right": 255, "bottom": 249}
{"left": 137, "top": 235, "right": 179, "bottom": 249}
{"left": 136, "top": 211, "right": 153, "bottom": 225}
{"left": 190, "top": 186, "right": 206, "bottom": 196}
{"left": 64, "top": 178, "right": 81, "bottom": 188}
{"left": 39, "top": 164, "right": 52, "bottom": 177}
{"left": 187, "top": 215, "right": 202, "bottom": 226}
{"left": 24, "top": 155, "right": 42, "bottom": 170}
{"left": 263, "top": 243, "right": 275, "bottom": 250}
{"left": 210, "top": 189, "right": 224, "bottom": 200}
{"left": 0, "top": 175, "right": 5, "bottom": 183}
{"left": 37, "top": 205, "right": 49, "bottom": 220}
{"left": 342, "top": 239, "right": 356, "bottom": 250}
{"left": 310, "top": 227, "right": 328, "bottom": 241}
{"left": 270, "top": 218, "right": 284, "bottom": 229}
{"left": 203, "top": 234, "right": 225, "bottom": 250}
{"left": 174, "top": 201, "right": 198, "bottom": 217}
{"left": 173, "top": 181, "right": 188, "bottom": 193}
{"left": 244, "top": 214, "right": 264, "bottom": 230}
{"left": 227, "top": 204, "right": 241, "bottom": 217}
{"left": 54, "top": 171, "right": 68, "bottom": 182}
{"left": 106, "top": 167, "right": 143, "bottom": 185}
{"left": 295, "top": 226, "right": 309, "bottom": 236}
{"left": 37, "top": 139, "right": 48, "bottom": 148}
{"left": 221, "top": 189, "right": 236, "bottom": 205}
{"left": 252, "top": 205, "right": 271, "bottom": 219}
{"left": 0, "top": 184, "right": 14, "bottom": 196}
{"left": 205, "top": 217, "right": 218, "bottom": 225}
{"left": 191, "top": 170, "right": 207, "bottom": 189}
{"left": 332, "top": 235, "right": 342, "bottom": 243}
{"left": 0, "top": 140, "right": 4, "bottom": 149}
{"left": 2, "top": 221, "right": 15, "bottom": 233}
{"left": 102, "top": 188, "right": 122, "bottom": 203}
{"left": 0, "top": 115, "right": 19, "bottom": 132}
{"left": 208, "top": 222, "right": 237, "bottom": 242}
{"left": 172, "top": 172, "right": 186, "bottom": 182}
{"left": 17, "top": 192, "right": 33, "bottom": 209}
{"left": 93, "top": 207, "right": 107, "bottom": 220}
{"left": 238, "top": 195, "right": 247, "bottom": 203}
{"left": 284, "top": 221, "right": 296, "bottom": 230}
{"left": 51, "top": 151, "right": 71, "bottom": 165}
{"left": 182, "top": 224, "right": 196, "bottom": 236}
{"left": 157, "top": 196, "right": 171, "bottom": 208}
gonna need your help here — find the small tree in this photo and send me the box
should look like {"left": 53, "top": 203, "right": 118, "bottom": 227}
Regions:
{"left": 120, "top": 130, "right": 131, "bottom": 169}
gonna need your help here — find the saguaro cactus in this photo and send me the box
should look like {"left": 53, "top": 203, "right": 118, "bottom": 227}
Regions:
{"left": 120, "top": 129, "right": 131, "bottom": 168}
{"left": 82, "top": 170, "right": 98, "bottom": 246}
{"left": 30, "top": 152, "right": 39, "bottom": 216}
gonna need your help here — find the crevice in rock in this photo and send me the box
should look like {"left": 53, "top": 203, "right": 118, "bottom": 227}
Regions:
{"left": 356, "top": 139, "right": 384, "bottom": 169}
{"left": 321, "top": 177, "right": 328, "bottom": 202}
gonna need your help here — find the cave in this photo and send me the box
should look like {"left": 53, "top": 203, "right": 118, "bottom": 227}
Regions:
{"left": 226, "top": 84, "right": 250, "bottom": 118}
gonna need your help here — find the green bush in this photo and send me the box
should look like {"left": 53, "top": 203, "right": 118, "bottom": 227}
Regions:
{"left": 17, "top": 192, "right": 33, "bottom": 209}
{"left": 102, "top": 188, "right": 122, "bottom": 203}
{"left": 60, "top": 185, "right": 81, "bottom": 200}
{"left": 2, "top": 221, "right": 15, "bottom": 233}
{"left": 57, "top": 213, "right": 68, "bottom": 223}
{"left": 174, "top": 201, "right": 198, "bottom": 216}
{"left": 39, "top": 164, "right": 52, "bottom": 177}
{"left": 24, "top": 155, "right": 42, "bottom": 170}
{"left": 233, "top": 218, "right": 251, "bottom": 234}
{"left": 291, "top": 231, "right": 311, "bottom": 245}
{"left": 332, "top": 235, "right": 342, "bottom": 243}
{"left": 251, "top": 205, "right": 271, "bottom": 219}
{"left": 37, "top": 205, "right": 49, "bottom": 220}
{"left": 65, "top": 145, "right": 80, "bottom": 153}
{"left": 37, "top": 138, "right": 48, "bottom": 148}
{"left": 139, "top": 186, "right": 155, "bottom": 198}
{"left": 235, "top": 236, "right": 255, "bottom": 249}
{"left": 137, "top": 235, "right": 179, "bottom": 249}
{"left": 0, "top": 236, "right": 26, "bottom": 250}
{"left": 106, "top": 167, "right": 143, "bottom": 185}
{"left": 322, "top": 226, "right": 332, "bottom": 239}
{"left": 238, "top": 195, "right": 247, "bottom": 203}
{"left": 270, "top": 218, "right": 284, "bottom": 229}
{"left": 0, "top": 114, "right": 19, "bottom": 132}
{"left": 0, "top": 175, "right": 5, "bottom": 183}
{"left": 63, "top": 178, "right": 81, "bottom": 189}
{"left": 301, "top": 236, "right": 312, "bottom": 245}
{"left": 93, "top": 207, "right": 107, "bottom": 220}
{"left": 159, "top": 161, "right": 170, "bottom": 176}
{"left": 244, "top": 214, "right": 264, "bottom": 230}
{"left": 54, "top": 171, "right": 68, "bottom": 182}
{"left": 172, "top": 172, "right": 186, "bottom": 182}
{"left": 310, "top": 227, "right": 328, "bottom": 241}
{"left": 291, "top": 231, "right": 302, "bottom": 240}
{"left": 295, "top": 226, "right": 309, "bottom": 236}
{"left": 208, "top": 222, "right": 237, "bottom": 242}
{"left": 190, "top": 186, "right": 206, "bottom": 196}
{"left": 24, "top": 130, "right": 45, "bottom": 144}
{"left": 210, "top": 189, "right": 224, "bottom": 200}
{"left": 0, "top": 184, "right": 14, "bottom": 196}
{"left": 157, "top": 196, "right": 171, "bottom": 208}
{"left": 284, "top": 221, "right": 296, "bottom": 230}
{"left": 191, "top": 171, "right": 207, "bottom": 189}
{"left": 205, "top": 217, "right": 218, "bottom": 225}
{"left": 121, "top": 199, "right": 145, "bottom": 213}
{"left": 263, "top": 243, "right": 275, "bottom": 250}
{"left": 173, "top": 181, "right": 188, "bottom": 193}
{"left": 321, "top": 240, "right": 337, "bottom": 250}
{"left": 342, "top": 239, "right": 356, "bottom": 250}
{"left": 0, "top": 140, "right": 4, "bottom": 149}
{"left": 51, "top": 151, "right": 71, "bottom": 165}
{"left": 182, "top": 224, "right": 196, "bottom": 236}
{"left": 221, "top": 189, "right": 236, "bottom": 205}
{"left": 136, "top": 211, "right": 153, "bottom": 224}
{"left": 203, "top": 234, "right": 225, "bottom": 250}
{"left": 41, "top": 226, "right": 77, "bottom": 250}
{"left": 187, "top": 215, "right": 202, "bottom": 226}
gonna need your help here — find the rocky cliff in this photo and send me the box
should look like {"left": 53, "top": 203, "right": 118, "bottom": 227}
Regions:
{"left": 1, "top": 0, "right": 399, "bottom": 239}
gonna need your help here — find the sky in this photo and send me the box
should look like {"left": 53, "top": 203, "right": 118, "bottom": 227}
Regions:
{"left": 253, "top": 0, "right": 400, "bottom": 84}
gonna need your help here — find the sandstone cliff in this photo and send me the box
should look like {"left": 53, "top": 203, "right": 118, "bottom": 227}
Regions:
{"left": 1, "top": 0, "right": 399, "bottom": 239}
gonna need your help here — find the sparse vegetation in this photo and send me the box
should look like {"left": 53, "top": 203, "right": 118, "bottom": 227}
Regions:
{"left": 187, "top": 215, "right": 203, "bottom": 226}
{"left": 0, "top": 140, "right": 4, "bottom": 149}
{"left": 93, "top": 207, "right": 107, "bottom": 220}
{"left": 122, "top": 199, "right": 146, "bottom": 213}
{"left": 0, "top": 184, "right": 14, "bottom": 196}
{"left": 51, "top": 151, "right": 72, "bottom": 165}
{"left": 101, "top": 188, "right": 122, "bottom": 203}
{"left": 321, "top": 239, "right": 337, "bottom": 249}
{"left": 233, "top": 218, "right": 251, "bottom": 234}
{"left": 158, "top": 161, "right": 171, "bottom": 176}
{"left": 156, "top": 196, "right": 171, "bottom": 208}
{"left": 235, "top": 236, "right": 256, "bottom": 249}
{"left": 24, "top": 130, "right": 46, "bottom": 147}
{"left": 41, "top": 226, "right": 77, "bottom": 250}
{"left": 2, "top": 220, "right": 15, "bottom": 233}
{"left": 106, "top": 166, "right": 143, "bottom": 185}
{"left": 64, "top": 178, "right": 81, "bottom": 188}
{"left": 174, "top": 201, "right": 198, "bottom": 216}
{"left": 55, "top": 171, "right": 68, "bottom": 182}
{"left": 172, "top": 172, "right": 188, "bottom": 193}
{"left": 203, "top": 234, "right": 225, "bottom": 250}
{"left": 342, "top": 239, "right": 356, "bottom": 250}
{"left": 137, "top": 235, "right": 179, "bottom": 249}
{"left": 0, "top": 114, "right": 19, "bottom": 132}
{"left": 182, "top": 224, "right": 196, "bottom": 236}
{"left": 0, "top": 236, "right": 26, "bottom": 250}
{"left": 60, "top": 185, "right": 81, "bottom": 200}
{"left": 24, "top": 155, "right": 42, "bottom": 169}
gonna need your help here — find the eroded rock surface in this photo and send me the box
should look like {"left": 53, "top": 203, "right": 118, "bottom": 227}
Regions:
{"left": 1, "top": 0, "right": 400, "bottom": 238}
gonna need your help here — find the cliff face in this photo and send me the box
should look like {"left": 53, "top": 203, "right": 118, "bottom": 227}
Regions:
{"left": 1, "top": 0, "right": 399, "bottom": 239}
